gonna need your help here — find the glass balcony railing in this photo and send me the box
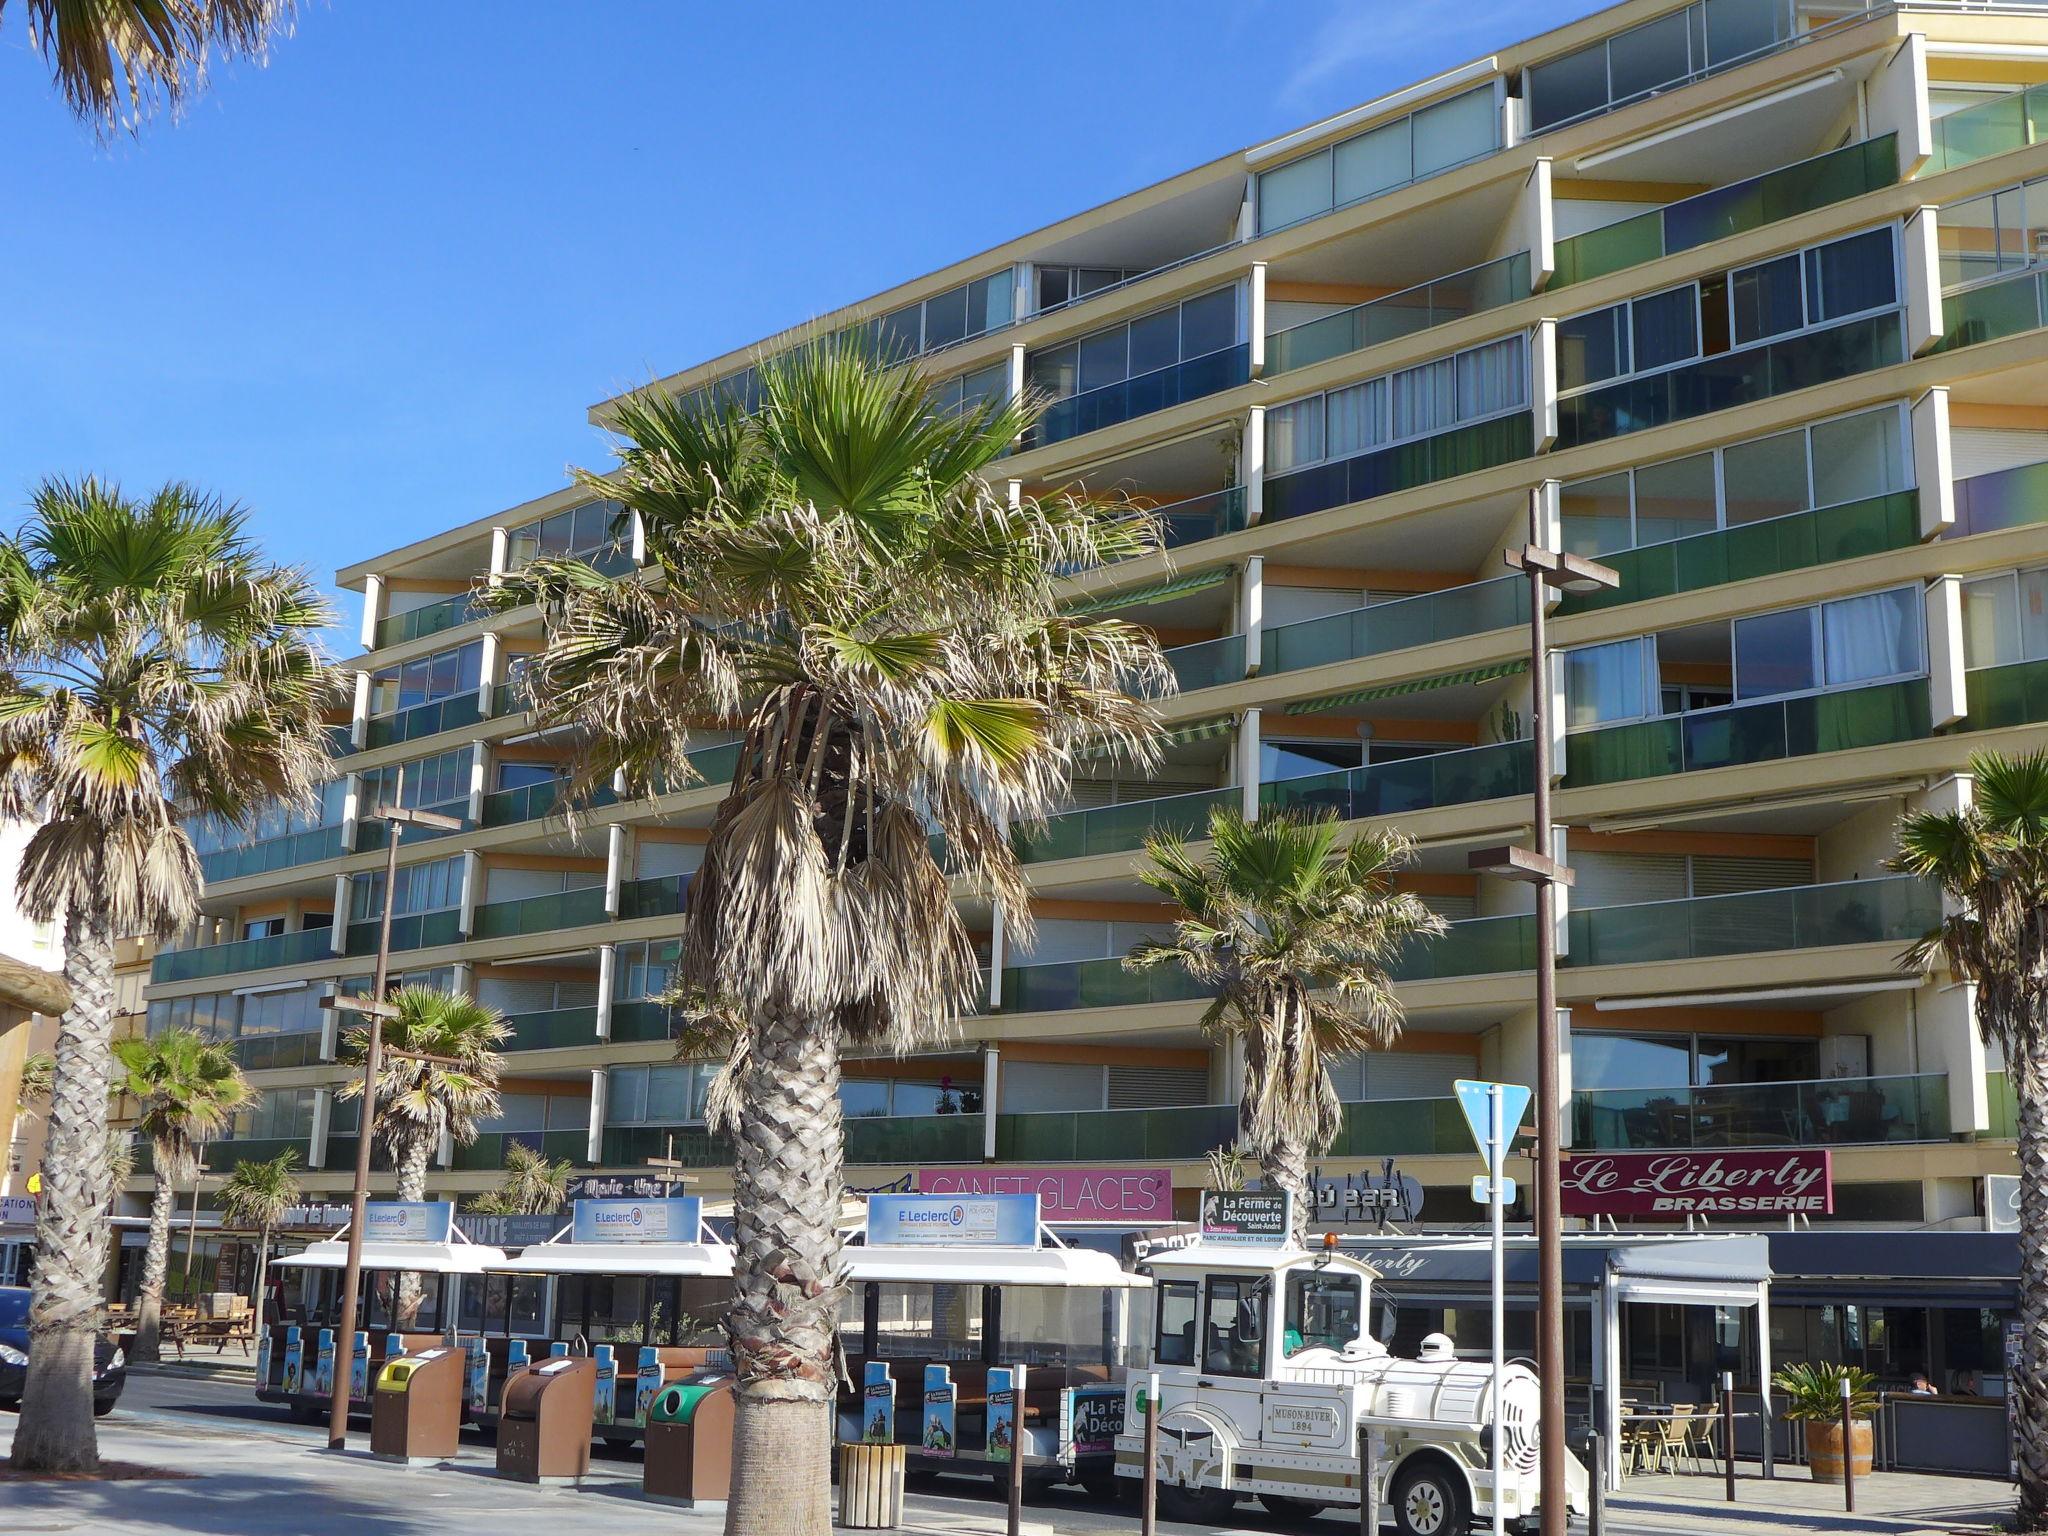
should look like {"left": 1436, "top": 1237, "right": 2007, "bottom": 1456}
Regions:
{"left": 1259, "top": 740, "right": 1533, "bottom": 824}
{"left": 353, "top": 798, "right": 470, "bottom": 852}
{"left": 1266, "top": 252, "right": 1530, "bottom": 375}
{"left": 152, "top": 925, "right": 333, "bottom": 984}
{"left": 1567, "top": 875, "right": 1937, "bottom": 968}
{"left": 1558, "top": 489, "right": 1919, "bottom": 616}
{"left": 1948, "top": 458, "right": 2048, "bottom": 541}
{"left": 230, "top": 1033, "right": 326, "bottom": 1072}
{"left": 205, "top": 1138, "right": 307, "bottom": 1172}
{"left": 618, "top": 874, "right": 690, "bottom": 920}
{"left": 651, "top": 741, "right": 742, "bottom": 796}
{"left": 1390, "top": 913, "right": 1537, "bottom": 984}
{"left": 1265, "top": 577, "right": 1528, "bottom": 676}
{"left": 844, "top": 1113, "right": 986, "bottom": 1165}
{"left": 489, "top": 680, "right": 529, "bottom": 718}
{"left": 471, "top": 883, "right": 608, "bottom": 940}
{"left": 1933, "top": 268, "right": 2048, "bottom": 353}
{"left": 1572, "top": 1071, "right": 1949, "bottom": 1150}
{"left": 323, "top": 724, "right": 356, "bottom": 759}
{"left": 599, "top": 1125, "right": 732, "bottom": 1169}
{"left": 1264, "top": 413, "right": 1534, "bottom": 526}
{"left": 452, "top": 1129, "right": 590, "bottom": 1172}
{"left": 1920, "top": 82, "right": 2048, "bottom": 178}
{"left": 1552, "top": 136, "right": 1898, "bottom": 288}
{"left": 1555, "top": 312, "right": 1903, "bottom": 449}
{"left": 1964, "top": 656, "right": 2048, "bottom": 731}
{"left": 364, "top": 692, "right": 484, "bottom": 749}
{"left": 1033, "top": 343, "right": 1251, "bottom": 448}
{"left": 375, "top": 593, "right": 483, "bottom": 650}
{"left": 1156, "top": 486, "right": 1248, "bottom": 551}
{"left": 1015, "top": 786, "right": 1236, "bottom": 865}
{"left": 477, "top": 779, "right": 617, "bottom": 828}
{"left": 990, "top": 1097, "right": 1473, "bottom": 1162}
{"left": 199, "top": 822, "right": 347, "bottom": 885}
{"left": 503, "top": 1005, "right": 600, "bottom": 1052}
{"left": 995, "top": 954, "right": 1214, "bottom": 1015}
{"left": 1565, "top": 678, "right": 1931, "bottom": 789}
{"left": 343, "top": 908, "right": 461, "bottom": 957}
{"left": 1164, "top": 633, "right": 1246, "bottom": 692}
{"left": 609, "top": 999, "right": 681, "bottom": 1043}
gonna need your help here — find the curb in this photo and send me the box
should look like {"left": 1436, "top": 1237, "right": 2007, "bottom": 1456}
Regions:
{"left": 128, "top": 1363, "right": 256, "bottom": 1383}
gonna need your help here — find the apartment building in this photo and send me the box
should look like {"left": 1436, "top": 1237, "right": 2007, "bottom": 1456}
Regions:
{"left": 141, "top": 0, "right": 2048, "bottom": 1246}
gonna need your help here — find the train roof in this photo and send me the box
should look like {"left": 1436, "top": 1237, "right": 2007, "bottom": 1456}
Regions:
{"left": 488, "top": 1240, "right": 735, "bottom": 1278}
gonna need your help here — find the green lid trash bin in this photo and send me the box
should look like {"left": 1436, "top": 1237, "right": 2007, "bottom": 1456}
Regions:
{"left": 644, "top": 1377, "right": 735, "bottom": 1509}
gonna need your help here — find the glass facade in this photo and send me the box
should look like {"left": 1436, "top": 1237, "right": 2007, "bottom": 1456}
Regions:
{"left": 1257, "top": 84, "right": 1499, "bottom": 234}
{"left": 1526, "top": 0, "right": 1806, "bottom": 134}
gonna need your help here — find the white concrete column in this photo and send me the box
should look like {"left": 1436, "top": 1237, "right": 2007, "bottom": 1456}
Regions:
{"left": 1553, "top": 826, "right": 1571, "bottom": 960}
{"left": 435, "top": 1126, "right": 454, "bottom": 1168}
{"left": 1237, "top": 708, "right": 1263, "bottom": 822}
{"left": 596, "top": 944, "right": 616, "bottom": 1041}
{"left": 318, "top": 987, "right": 340, "bottom": 1063}
{"left": 468, "top": 746, "right": 488, "bottom": 824}
{"left": 1242, "top": 407, "right": 1266, "bottom": 525}
{"left": 629, "top": 511, "right": 646, "bottom": 567}
{"left": 1006, "top": 343, "right": 1026, "bottom": 404}
{"left": 1912, "top": 386, "right": 1954, "bottom": 537}
{"left": 981, "top": 1046, "right": 1000, "bottom": 1161}
{"left": 310, "top": 1088, "right": 331, "bottom": 1169}
{"left": 488, "top": 527, "right": 509, "bottom": 586}
{"left": 1927, "top": 575, "right": 1967, "bottom": 728}
{"left": 1545, "top": 654, "right": 1567, "bottom": 787}
{"left": 1531, "top": 318, "right": 1559, "bottom": 452}
{"left": 986, "top": 903, "right": 1005, "bottom": 1011}
{"left": 1014, "top": 264, "right": 1034, "bottom": 321}
{"left": 459, "top": 851, "right": 482, "bottom": 938}
{"left": 1518, "top": 158, "right": 1555, "bottom": 290}
{"left": 478, "top": 631, "right": 501, "bottom": 716}
{"left": 1922, "top": 978, "right": 1989, "bottom": 1134}
{"left": 330, "top": 875, "right": 350, "bottom": 955}
{"left": 453, "top": 961, "right": 472, "bottom": 998}
{"left": 1247, "top": 262, "right": 1268, "bottom": 378}
{"left": 1240, "top": 555, "right": 1264, "bottom": 677}
{"left": 359, "top": 575, "right": 384, "bottom": 651}
{"left": 1904, "top": 206, "right": 1943, "bottom": 357}
{"left": 605, "top": 824, "right": 628, "bottom": 917}
{"left": 350, "top": 670, "right": 371, "bottom": 749}
{"left": 1870, "top": 33, "right": 1933, "bottom": 176}
{"left": 341, "top": 773, "right": 363, "bottom": 853}
{"left": 586, "top": 1069, "right": 608, "bottom": 1164}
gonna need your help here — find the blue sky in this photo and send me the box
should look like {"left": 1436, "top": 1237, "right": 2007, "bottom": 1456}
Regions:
{"left": 0, "top": 0, "right": 1600, "bottom": 643}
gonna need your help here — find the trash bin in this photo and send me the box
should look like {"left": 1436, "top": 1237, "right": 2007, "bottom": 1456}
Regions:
{"left": 838, "top": 1442, "right": 906, "bottom": 1529}
{"left": 370, "top": 1345, "right": 466, "bottom": 1464}
{"left": 643, "top": 1379, "right": 735, "bottom": 1509}
{"left": 495, "top": 1356, "right": 597, "bottom": 1484}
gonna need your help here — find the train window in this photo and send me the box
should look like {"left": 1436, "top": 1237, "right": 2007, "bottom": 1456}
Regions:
{"left": 1156, "top": 1280, "right": 1199, "bottom": 1366}
{"left": 1203, "top": 1276, "right": 1268, "bottom": 1377}
{"left": 1285, "top": 1271, "right": 1362, "bottom": 1356}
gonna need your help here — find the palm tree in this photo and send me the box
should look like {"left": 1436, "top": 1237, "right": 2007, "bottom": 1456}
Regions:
{"left": 466, "top": 1141, "right": 570, "bottom": 1216}
{"left": 1127, "top": 809, "right": 1446, "bottom": 1244}
{"left": 3, "top": 0, "right": 294, "bottom": 135}
{"left": 493, "top": 339, "right": 1167, "bottom": 1536}
{"left": 339, "top": 986, "right": 508, "bottom": 1204}
{"left": 1891, "top": 747, "right": 2048, "bottom": 1528}
{"left": 217, "top": 1149, "right": 301, "bottom": 1330}
{"left": 16, "top": 1049, "right": 54, "bottom": 1108}
{"left": 0, "top": 478, "right": 335, "bottom": 1473}
{"left": 111, "top": 1028, "right": 251, "bottom": 1362}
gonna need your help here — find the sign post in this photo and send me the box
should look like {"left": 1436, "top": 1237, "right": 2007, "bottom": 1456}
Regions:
{"left": 1456, "top": 1079, "right": 1532, "bottom": 1536}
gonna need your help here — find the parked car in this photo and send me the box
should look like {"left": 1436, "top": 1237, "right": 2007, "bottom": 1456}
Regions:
{"left": 0, "top": 1286, "right": 126, "bottom": 1416}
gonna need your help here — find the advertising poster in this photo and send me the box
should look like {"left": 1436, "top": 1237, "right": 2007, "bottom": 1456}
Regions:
{"left": 349, "top": 1331, "right": 371, "bottom": 1400}
{"left": 987, "top": 1367, "right": 1017, "bottom": 1462}
{"left": 570, "top": 1196, "right": 704, "bottom": 1244}
{"left": 594, "top": 1345, "right": 616, "bottom": 1426}
{"left": 866, "top": 1193, "right": 1038, "bottom": 1249}
{"left": 255, "top": 1327, "right": 273, "bottom": 1392}
{"left": 360, "top": 1200, "right": 455, "bottom": 1243}
{"left": 280, "top": 1327, "right": 302, "bottom": 1395}
{"left": 862, "top": 1360, "right": 896, "bottom": 1444}
{"left": 1066, "top": 1384, "right": 1125, "bottom": 1456}
{"left": 313, "top": 1329, "right": 335, "bottom": 1398}
{"left": 1559, "top": 1149, "right": 1832, "bottom": 1216}
{"left": 466, "top": 1337, "right": 488, "bottom": 1414}
{"left": 922, "top": 1365, "right": 956, "bottom": 1458}
{"left": 634, "top": 1346, "right": 664, "bottom": 1425}
{"left": 1199, "top": 1190, "right": 1291, "bottom": 1244}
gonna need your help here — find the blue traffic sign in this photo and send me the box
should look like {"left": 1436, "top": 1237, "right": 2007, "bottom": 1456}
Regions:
{"left": 1453, "top": 1079, "right": 1532, "bottom": 1173}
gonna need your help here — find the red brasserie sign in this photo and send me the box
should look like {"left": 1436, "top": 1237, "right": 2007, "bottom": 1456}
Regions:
{"left": 1559, "top": 1149, "right": 1832, "bottom": 1216}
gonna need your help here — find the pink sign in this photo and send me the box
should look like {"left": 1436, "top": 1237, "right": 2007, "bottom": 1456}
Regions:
{"left": 1560, "top": 1149, "right": 1833, "bottom": 1217}
{"left": 914, "top": 1167, "right": 1173, "bottom": 1224}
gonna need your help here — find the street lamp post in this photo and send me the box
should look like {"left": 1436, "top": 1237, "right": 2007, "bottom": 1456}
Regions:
{"left": 1470, "top": 492, "right": 1618, "bottom": 1536}
{"left": 319, "top": 774, "right": 461, "bottom": 1453}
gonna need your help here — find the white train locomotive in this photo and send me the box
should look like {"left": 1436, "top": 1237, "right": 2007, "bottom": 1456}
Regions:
{"left": 1114, "top": 1239, "right": 1587, "bottom": 1533}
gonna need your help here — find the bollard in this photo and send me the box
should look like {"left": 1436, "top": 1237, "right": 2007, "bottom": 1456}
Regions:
{"left": 1840, "top": 1376, "right": 1856, "bottom": 1515}
{"left": 1007, "top": 1362, "right": 1026, "bottom": 1536}
{"left": 1721, "top": 1372, "right": 1736, "bottom": 1503}
{"left": 1588, "top": 1430, "right": 1605, "bottom": 1536}
{"left": 1358, "top": 1424, "right": 1378, "bottom": 1535}
{"left": 1140, "top": 1373, "right": 1159, "bottom": 1536}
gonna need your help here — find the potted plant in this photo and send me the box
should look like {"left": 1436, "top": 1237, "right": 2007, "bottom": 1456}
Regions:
{"left": 1773, "top": 1361, "right": 1877, "bottom": 1483}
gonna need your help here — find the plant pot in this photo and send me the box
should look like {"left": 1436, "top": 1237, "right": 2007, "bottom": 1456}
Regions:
{"left": 1803, "top": 1418, "right": 1872, "bottom": 1483}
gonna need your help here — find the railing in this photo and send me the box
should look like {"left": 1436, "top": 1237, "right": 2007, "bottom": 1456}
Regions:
{"left": 376, "top": 593, "right": 482, "bottom": 649}
{"left": 1266, "top": 252, "right": 1530, "bottom": 375}
{"left": 618, "top": 874, "right": 690, "bottom": 920}
{"left": 610, "top": 999, "right": 681, "bottom": 1043}
{"left": 599, "top": 1125, "right": 731, "bottom": 1168}
{"left": 993, "top": 1097, "right": 1472, "bottom": 1162}
{"left": 1558, "top": 489, "right": 1919, "bottom": 615}
{"left": 364, "top": 692, "right": 484, "bottom": 749}
{"left": 1567, "top": 875, "right": 1937, "bottom": 967}
{"left": 503, "top": 1005, "right": 600, "bottom": 1052}
{"left": 205, "top": 1138, "right": 307, "bottom": 1171}
{"left": 489, "top": 680, "right": 528, "bottom": 718}
{"left": 1933, "top": 268, "right": 2047, "bottom": 353}
{"left": 343, "top": 908, "right": 461, "bottom": 956}
{"left": 1014, "top": 786, "right": 1235, "bottom": 865}
{"left": 1260, "top": 740, "right": 1533, "bottom": 824}
{"left": 323, "top": 724, "right": 356, "bottom": 759}
{"left": 995, "top": 954, "right": 1215, "bottom": 1015}
{"left": 353, "top": 798, "right": 470, "bottom": 851}
{"left": 506, "top": 543, "right": 635, "bottom": 580}
{"left": 1032, "top": 343, "right": 1251, "bottom": 448}
{"left": 1265, "top": 576, "right": 1528, "bottom": 676}
{"left": 1965, "top": 656, "right": 2048, "bottom": 731}
{"left": 152, "top": 925, "right": 333, "bottom": 984}
{"left": 1572, "top": 1071, "right": 1949, "bottom": 1150}
{"left": 452, "top": 1129, "right": 590, "bottom": 1172}
{"left": 480, "top": 778, "right": 565, "bottom": 827}
{"left": 1389, "top": 913, "right": 1536, "bottom": 984}
{"left": 230, "top": 1033, "right": 326, "bottom": 1072}
{"left": 1554, "top": 311, "right": 1904, "bottom": 448}
{"left": 1156, "top": 486, "right": 1248, "bottom": 551}
{"left": 1263, "top": 413, "right": 1534, "bottom": 525}
{"left": 1552, "top": 136, "right": 1897, "bottom": 288}
{"left": 470, "top": 883, "right": 608, "bottom": 940}
{"left": 1164, "top": 633, "right": 1246, "bottom": 692}
{"left": 1920, "top": 81, "right": 2048, "bottom": 177}
{"left": 199, "top": 823, "right": 347, "bottom": 885}
{"left": 844, "top": 1113, "right": 986, "bottom": 1165}
{"left": 1947, "top": 457, "right": 2048, "bottom": 541}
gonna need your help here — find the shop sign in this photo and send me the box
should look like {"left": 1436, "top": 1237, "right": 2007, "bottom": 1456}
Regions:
{"left": 1199, "top": 1190, "right": 1291, "bottom": 1245}
{"left": 915, "top": 1166, "right": 1171, "bottom": 1224}
{"left": 361, "top": 1201, "right": 454, "bottom": 1243}
{"left": 455, "top": 1212, "right": 563, "bottom": 1248}
{"left": 564, "top": 1172, "right": 688, "bottom": 1201}
{"left": 1988, "top": 1174, "right": 2021, "bottom": 1232}
{"left": 1310, "top": 1162, "right": 1425, "bottom": 1227}
{"left": 1559, "top": 1149, "right": 1832, "bottom": 1216}
{"left": 0, "top": 1195, "right": 34, "bottom": 1226}
{"left": 866, "top": 1193, "right": 1039, "bottom": 1248}
{"left": 571, "top": 1196, "right": 703, "bottom": 1244}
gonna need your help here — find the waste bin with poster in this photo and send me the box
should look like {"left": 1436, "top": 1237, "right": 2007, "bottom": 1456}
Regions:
{"left": 495, "top": 1356, "right": 596, "bottom": 1483}
{"left": 370, "top": 1345, "right": 465, "bottom": 1464}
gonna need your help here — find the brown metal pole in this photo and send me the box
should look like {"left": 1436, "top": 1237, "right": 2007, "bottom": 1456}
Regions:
{"left": 1141, "top": 1373, "right": 1159, "bottom": 1536}
{"left": 1529, "top": 563, "right": 1567, "bottom": 1536}
{"left": 327, "top": 793, "right": 403, "bottom": 1452}
{"left": 1840, "top": 1376, "right": 1855, "bottom": 1514}
{"left": 1723, "top": 1371, "right": 1737, "bottom": 1503}
{"left": 1007, "top": 1362, "right": 1026, "bottom": 1536}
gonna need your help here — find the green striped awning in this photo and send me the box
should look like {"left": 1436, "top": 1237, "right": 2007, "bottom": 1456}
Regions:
{"left": 1285, "top": 658, "right": 1528, "bottom": 716}
{"left": 1079, "top": 712, "right": 1238, "bottom": 758}
{"left": 1066, "top": 564, "right": 1233, "bottom": 616}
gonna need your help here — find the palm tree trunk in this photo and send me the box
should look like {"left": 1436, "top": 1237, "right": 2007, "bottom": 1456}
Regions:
{"left": 1265, "top": 1134, "right": 1312, "bottom": 1247}
{"left": 132, "top": 1153, "right": 179, "bottom": 1365}
{"left": 393, "top": 1133, "right": 431, "bottom": 1328}
{"left": 10, "top": 904, "right": 116, "bottom": 1473}
{"left": 253, "top": 1219, "right": 272, "bottom": 1332}
{"left": 725, "top": 1010, "right": 844, "bottom": 1536}
{"left": 2011, "top": 1030, "right": 2048, "bottom": 1531}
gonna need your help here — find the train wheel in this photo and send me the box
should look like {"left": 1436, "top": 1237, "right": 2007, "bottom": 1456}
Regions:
{"left": 1390, "top": 1459, "right": 1471, "bottom": 1536}
{"left": 1261, "top": 1494, "right": 1330, "bottom": 1520}
{"left": 1158, "top": 1481, "right": 1238, "bottom": 1523}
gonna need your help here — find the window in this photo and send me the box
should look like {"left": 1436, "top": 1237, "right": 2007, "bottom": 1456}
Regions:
{"left": 1939, "top": 176, "right": 2048, "bottom": 290}
{"left": 930, "top": 361, "right": 1008, "bottom": 420}
{"left": 349, "top": 855, "right": 463, "bottom": 920}
{"left": 506, "top": 501, "right": 626, "bottom": 571}
{"left": 866, "top": 271, "right": 1015, "bottom": 359}
{"left": 614, "top": 938, "right": 681, "bottom": 1000}
{"left": 1025, "top": 288, "right": 1239, "bottom": 403}
{"left": 1961, "top": 566, "right": 2048, "bottom": 668}
{"left": 1202, "top": 1275, "right": 1269, "bottom": 1377}
{"left": 1266, "top": 334, "right": 1527, "bottom": 472}
{"left": 1256, "top": 84, "right": 1498, "bottom": 233}
{"left": 1156, "top": 1279, "right": 1199, "bottom": 1366}
{"left": 1565, "top": 638, "right": 1653, "bottom": 728}
{"left": 360, "top": 747, "right": 474, "bottom": 813}
{"left": 1285, "top": 1271, "right": 1362, "bottom": 1356}
{"left": 604, "top": 1063, "right": 711, "bottom": 1126}
{"left": 1527, "top": 0, "right": 1794, "bottom": 134}
{"left": 1036, "top": 265, "right": 1140, "bottom": 312}
{"left": 368, "top": 641, "right": 482, "bottom": 716}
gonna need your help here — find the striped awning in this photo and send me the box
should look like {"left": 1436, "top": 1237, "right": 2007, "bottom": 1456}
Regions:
{"left": 1067, "top": 564, "right": 1233, "bottom": 615}
{"left": 1285, "top": 658, "right": 1528, "bottom": 716}
{"left": 1079, "top": 712, "right": 1238, "bottom": 759}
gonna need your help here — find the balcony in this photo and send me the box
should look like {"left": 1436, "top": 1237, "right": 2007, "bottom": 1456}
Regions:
{"left": 1015, "top": 786, "right": 1236, "bottom": 866}
{"left": 470, "top": 883, "right": 607, "bottom": 941}
{"left": 1260, "top": 739, "right": 1533, "bottom": 823}
{"left": 1565, "top": 875, "right": 1937, "bottom": 968}
{"left": 993, "top": 1097, "right": 1471, "bottom": 1162}
{"left": 489, "top": 680, "right": 528, "bottom": 718}
{"left": 618, "top": 874, "right": 690, "bottom": 921}
{"left": 1264, "top": 577, "right": 1528, "bottom": 677}
{"left": 610, "top": 999, "right": 680, "bottom": 1043}
{"left": 599, "top": 1125, "right": 731, "bottom": 1168}
{"left": 353, "top": 798, "right": 471, "bottom": 851}
{"left": 1551, "top": 136, "right": 1897, "bottom": 288}
{"left": 324, "top": 724, "right": 357, "bottom": 760}
{"left": 1033, "top": 343, "right": 1250, "bottom": 448}
{"left": 1572, "top": 1072, "right": 1949, "bottom": 1150}
{"left": 1554, "top": 312, "right": 1903, "bottom": 449}
{"left": 152, "top": 925, "right": 333, "bottom": 985}
{"left": 1557, "top": 489, "right": 1919, "bottom": 616}
{"left": 1164, "top": 634, "right": 1246, "bottom": 692}
{"left": 844, "top": 1112, "right": 985, "bottom": 1165}
{"left": 376, "top": 593, "right": 482, "bottom": 650}
{"left": 1933, "top": 269, "right": 2047, "bottom": 354}
{"left": 1155, "top": 486, "right": 1247, "bottom": 551}
{"left": 503, "top": 1005, "right": 600, "bottom": 1052}
{"left": 343, "top": 908, "right": 461, "bottom": 956}
{"left": 1263, "top": 414, "right": 1534, "bottom": 525}
{"left": 1266, "top": 252, "right": 1529, "bottom": 376}
{"left": 364, "top": 692, "right": 483, "bottom": 749}
{"left": 199, "top": 823, "right": 348, "bottom": 885}
{"left": 1388, "top": 912, "right": 1536, "bottom": 984}
{"left": 204, "top": 1138, "right": 307, "bottom": 1172}
{"left": 1964, "top": 656, "right": 2048, "bottom": 732}
{"left": 995, "top": 954, "right": 1214, "bottom": 1015}
{"left": 1948, "top": 458, "right": 2048, "bottom": 541}
{"left": 1563, "top": 678, "right": 1931, "bottom": 789}
{"left": 479, "top": 779, "right": 618, "bottom": 828}
{"left": 230, "top": 1033, "right": 326, "bottom": 1072}
{"left": 1919, "top": 83, "right": 2048, "bottom": 178}
{"left": 452, "top": 1129, "right": 590, "bottom": 1172}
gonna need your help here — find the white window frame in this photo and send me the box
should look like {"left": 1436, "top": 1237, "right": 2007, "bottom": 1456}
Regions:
{"left": 1267, "top": 331, "right": 1531, "bottom": 474}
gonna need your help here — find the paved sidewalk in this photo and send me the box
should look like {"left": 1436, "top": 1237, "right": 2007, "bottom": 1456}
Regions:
{"left": 129, "top": 1336, "right": 258, "bottom": 1384}
{"left": 1609, "top": 1469, "right": 2016, "bottom": 1535}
